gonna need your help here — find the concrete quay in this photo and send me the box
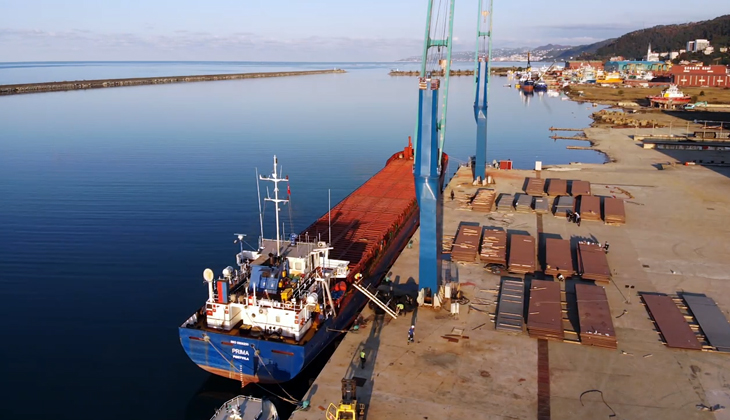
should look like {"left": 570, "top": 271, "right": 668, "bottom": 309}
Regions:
{"left": 0, "top": 69, "right": 345, "bottom": 96}
{"left": 291, "top": 126, "right": 730, "bottom": 420}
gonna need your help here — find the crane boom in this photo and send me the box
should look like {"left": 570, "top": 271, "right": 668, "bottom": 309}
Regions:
{"left": 473, "top": 0, "right": 494, "bottom": 182}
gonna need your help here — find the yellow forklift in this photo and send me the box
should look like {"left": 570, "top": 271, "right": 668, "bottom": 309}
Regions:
{"left": 325, "top": 378, "right": 366, "bottom": 420}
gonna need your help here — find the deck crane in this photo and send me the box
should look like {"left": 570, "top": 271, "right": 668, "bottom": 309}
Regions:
{"left": 413, "top": 0, "right": 456, "bottom": 299}
{"left": 473, "top": 0, "right": 495, "bottom": 182}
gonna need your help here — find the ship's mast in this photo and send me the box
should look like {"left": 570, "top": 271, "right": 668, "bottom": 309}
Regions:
{"left": 260, "top": 156, "right": 289, "bottom": 256}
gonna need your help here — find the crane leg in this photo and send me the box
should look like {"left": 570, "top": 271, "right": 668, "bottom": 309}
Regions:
{"left": 414, "top": 81, "right": 443, "bottom": 297}
{"left": 474, "top": 107, "right": 488, "bottom": 182}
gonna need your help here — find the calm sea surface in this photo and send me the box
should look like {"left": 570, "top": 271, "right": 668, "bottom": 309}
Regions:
{"left": 0, "top": 61, "right": 602, "bottom": 419}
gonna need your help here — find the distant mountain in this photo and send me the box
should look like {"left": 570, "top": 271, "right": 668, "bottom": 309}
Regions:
{"left": 586, "top": 14, "right": 730, "bottom": 60}
{"left": 547, "top": 39, "right": 616, "bottom": 61}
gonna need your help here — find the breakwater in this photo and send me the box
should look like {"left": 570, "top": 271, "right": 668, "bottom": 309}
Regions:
{"left": 388, "top": 66, "right": 517, "bottom": 77}
{"left": 0, "top": 69, "right": 346, "bottom": 96}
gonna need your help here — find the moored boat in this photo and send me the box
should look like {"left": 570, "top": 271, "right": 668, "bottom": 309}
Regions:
{"left": 179, "top": 141, "right": 447, "bottom": 384}
{"left": 209, "top": 395, "right": 279, "bottom": 420}
{"left": 648, "top": 84, "right": 692, "bottom": 108}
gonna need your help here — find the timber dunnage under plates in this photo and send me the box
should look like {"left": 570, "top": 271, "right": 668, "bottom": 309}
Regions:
{"left": 451, "top": 223, "right": 481, "bottom": 263}
{"left": 642, "top": 294, "right": 702, "bottom": 350}
{"left": 480, "top": 227, "right": 507, "bottom": 266}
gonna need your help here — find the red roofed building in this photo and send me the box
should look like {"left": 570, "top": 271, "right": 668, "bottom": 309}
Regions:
{"left": 672, "top": 65, "right": 730, "bottom": 87}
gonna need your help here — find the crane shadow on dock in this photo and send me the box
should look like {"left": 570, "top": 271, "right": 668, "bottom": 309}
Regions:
{"left": 344, "top": 312, "right": 387, "bottom": 419}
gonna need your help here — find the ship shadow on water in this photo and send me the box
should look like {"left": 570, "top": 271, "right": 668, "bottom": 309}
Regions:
{"left": 184, "top": 335, "right": 344, "bottom": 420}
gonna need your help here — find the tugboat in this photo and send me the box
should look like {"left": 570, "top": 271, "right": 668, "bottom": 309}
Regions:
{"left": 534, "top": 80, "right": 548, "bottom": 92}
{"left": 209, "top": 396, "right": 279, "bottom": 420}
{"left": 647, "top": 84, "right": 692, "bottom": 108}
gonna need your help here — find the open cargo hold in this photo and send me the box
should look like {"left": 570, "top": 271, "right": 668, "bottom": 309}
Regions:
{"left": 480, "top": 227, "right": 507, "bottom": 266}
{"left": 571, "top": 180, "right": 591, "bottom": 196}
{"left": 578, "top": 195, "right": 601, "bottom": 222}
{"left": 603, "top": 197, "right": 626, "bottom": 225}
{"left": 527, "top": 280, "right": 564, "bottom": 341}
{"left": 576, "top": 284, "right": 617, "bottom": 349}
{"left": 547, "top": 179, "right": 568, "bottom": 196}
{"left": 496, "top": 194, "right": 515, "bottom": 211}
{"left": 544, "top": 238, "right": 574, "bottom": 277}
{"left": 525, "top": 177, "right": 546, "bottom": 196}
{"left": 553, "top": 195, "right": 574, "bottom": 218}
{"left": 496, "top": 279, "right": 525, "bottom": 332}
{"left": 682, "top": 293, "right": 730, "bottom": 352}
{"left": 577, "top": 243, "right": 611, "bottom": 284}
{"left": 642, "top": 294, "right": 702, "bottom": 350}
{"left": 471, "top": 189, "right": 496, "bottom": 212}
{"left": 508, "top": 234, "right": 536, "bottom": 274}
{"left": 451, "top": 223, "right": 481, "bottom": 263}
{"left": 515, "top": 194, "right": 533, "bottom": 213}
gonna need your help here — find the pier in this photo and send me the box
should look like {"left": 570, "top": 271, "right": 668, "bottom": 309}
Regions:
{"left": 291, "top": 125, "right": 730, "bottom": 420}
{"left": 0, "top": 69, "right": 345, "bottom": 96}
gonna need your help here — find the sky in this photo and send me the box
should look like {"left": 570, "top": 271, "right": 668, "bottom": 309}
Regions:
{"left": 0, "top": 0, "right": 727, "bottom": 62}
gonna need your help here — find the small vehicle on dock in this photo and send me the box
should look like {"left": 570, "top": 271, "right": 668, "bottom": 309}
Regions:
{"left": 326, "top": 379, "right": 366, "bottom": 420}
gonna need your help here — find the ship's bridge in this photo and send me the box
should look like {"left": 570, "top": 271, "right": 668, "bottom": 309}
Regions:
{"left": 256, "top": 238, "right": 349, "bottom": 278}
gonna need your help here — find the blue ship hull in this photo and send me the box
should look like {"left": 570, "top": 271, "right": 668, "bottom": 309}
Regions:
{"left": 179, "top": 206, "right": 419, "bottom": 384}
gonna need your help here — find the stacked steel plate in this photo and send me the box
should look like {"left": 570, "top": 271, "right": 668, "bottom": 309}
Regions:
{"left": 497, "top": 194, "right": 515, "bottom": 211}
{"left": 571, "top": 180, "right": 591, "bottom": 196}
{"left": 525, "top": 177, "right": 546, "bottom": 196}
{"left": 527, "top": 280, "right": 564, "bottom": 341}
{"left": 471, "top": 189, "right": 496, "bottom": 213}
{"left": 576, "top": 284, "right": 617, "bottom": 349}
{"left": 682, "top": 293, "right": 730, "bottom": 352}
{"left": 451, "top": 223, "right": 481, "bottom": 263}
{"left": 544, "top": 238, "right": 574, "bottom": 277}
{"left": 578, "top": 195, "right": 601, "bottom": 222}
{"left": 508, "top": 234, "right": 536, "bottom": 274}
{"left": 603, "top": 197, "right": 626, "bottom": 225}
{"left": 577, "top": 242, "right": 611, "bottom": 284}
{"left": 515, "top": 194, "right": 533, "bottom": 213}
{"left": 546, "top": 179, "right": 568, "bottom": 196}
{"left": 480, "top": 227, "right": 507, "bottom": 266}
{"left": 496, "top": 279, "right": 525, "bottom": 332}
{"left": 553, "top": 196, "right": 575, "bottom": 218}
{"left": 533, "top": 197, "right": 549, "bottom": 214}
{"left": 642, "top": 293, "right": 702, "bottom": 350}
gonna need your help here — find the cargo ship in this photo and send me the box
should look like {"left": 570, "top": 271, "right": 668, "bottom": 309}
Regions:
{"left": 179, "top": 140, "right": 447, "bottom": 383}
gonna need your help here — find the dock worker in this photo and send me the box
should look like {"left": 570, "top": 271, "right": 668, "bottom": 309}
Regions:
{"left": 603, "top": 241, "right": 610, "bottom": 254}
{"left": 557, "top": 272, "right": 565, "bottom": 282}
{"left": 574, "top": 212, "right": 581, "bottom": 227}
{"left": 408, "top": 325, "right": 415, "bottom": 344}
{"left": 359, "top": 349, "right": 366, "bottom": 369}
{"left": 450, "top": 190, "right": 455, "bottom": 201}
{"left": 354, "top": 273, "right": 363, "bottom": 282}
{"left": 396, "top": 302, "right": 404, "bottom": 316}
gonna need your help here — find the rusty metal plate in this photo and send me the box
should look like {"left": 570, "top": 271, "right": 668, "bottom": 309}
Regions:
{"left": 577, "top": 243, "right": 611, "bottom": 282}
{"left": 570, "top": 180, "right": 591, "bottom": 196}
{"left": 603, "top": 197, "right": 626, "bottom": 225}
{"left": 682, "top": 293, "right": 730, "bottom": 352}
{"left": 642, "top": 294, "right": 702, "bottom": 350}
{"left": 576, "top": 284, "right": 617, "bottom": 349}
{"left": 546, "top": 179, "right": 567, "bottom": 196}
{"left": 544, "top": 238, "right": 574, "bottom": 276}
{"left": 509, "top": 234, "right": 536, "bottom": 274}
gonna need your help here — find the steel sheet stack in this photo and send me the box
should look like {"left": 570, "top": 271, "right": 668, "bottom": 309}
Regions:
{"left": 515, "top": 194, "right": 533, "bottom": 213}
{"left": 577, "top": 242, "right": 611, "bottom": 284}
{"left": 553, "top": 196, "right": 574, "bottom": 218}
{"left": 496, "top": 279, "right": 525, "bottom": 332}
{"left": 544, "top": 238, "right": 574, "bottom": 277}
{"left": 603, "top": 197, "right": 626, "bottom": 225}
{"left": 471, "top": 189, "right": 496, "bottom": 213}
{"left": 578, "top": 195, "right": 601, "bottom": 221}
{"left": 547, "top": 179, "right": 568, "bottom": 196}
{"left": 451, "top": 224, "right": 481, "bottom": 263}
{"left": 527, "top": 280, "right": 564, "bottom": 341}
{"left": 682, "top": 293, "right": 730, "bottom": 352}
{"left": 508, "top": 234, "right": 536, "bottom": 274}
{"left": 642, "top": 294, "right": 702, "bottom": 350}
{"left": 480, "top": 227, "right": 507, "bottom": 265}
{"left": 533, "top": 197, "right": 549, "bottom": 214}
{"left": 525, "top": 177, "right": 546, "bottom": 196}
{"left": 497, "top": 194, "right": 515, "bottom": 211}
{"left": 576, "top": 284, "right": 617, "bottom": 349}
{"left": 571, "top": 180, "right": 592, "bottom": 196}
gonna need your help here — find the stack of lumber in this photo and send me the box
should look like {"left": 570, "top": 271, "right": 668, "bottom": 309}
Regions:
{"left": 495, "top": 279, "right": 525, "bottom": 332}
{"left": 544, "top": 238, "right": 574, "bottom": 277}
{"left": 515, "top": 194, "right": 533, "bottom": 213}
{"left": 546, "top": 179, "right": 568, "bottom": 196}
{"left": 480, "top": 227, "right": 507, "bottom": 265}
{"left": 508, "top": 234, "right": 536, "bottom": 274}
{"left": 571, "top": 180, "right": 591, "bottom": 196}
{"left": 553, "top": 196, "right": 574, "bottom": 218}
{"left": 576, "top": 284, "right": 617, "bottom": 349}
{"left": 497, "top": 194, "right": 514, "bottom": 211}
{"left": 603, "top": 197, "right": 626, "bottom": 225}
{"left": 533, "top": 197, "right": 549, "bottom": 214}
{"left": 451, "top": 224, "right": 481, "bottom": 263}
{"left": 442, "top": 235, "right": 454, "bottom": 254}
{"left": 471, "top": 189, "right": 496, "bottom": 213}
{"left": 578, "top": 195, "right": 601, "bottom": 221}
{"left": 577, "top": 242, "right": 611, "bottom": 284}
{"left": 525, "top": 177, "right": 546, "bottom": 196}
{"left": 527, "top": 280, "right": 564, "bottom": 341}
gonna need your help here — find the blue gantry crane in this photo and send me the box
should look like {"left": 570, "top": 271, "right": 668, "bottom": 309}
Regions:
{"left": 413, "top": 0, "right": 455, "bottom": 297}
{"left": 473, "top": 0, "right": 495, "bottom": 182}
